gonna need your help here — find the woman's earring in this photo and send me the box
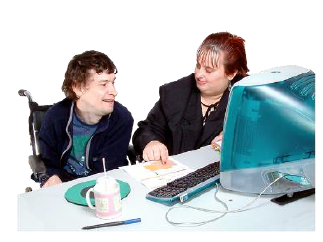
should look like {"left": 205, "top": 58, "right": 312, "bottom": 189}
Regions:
{"left": 228, "top": 82, "right": 232, "bottom": 92}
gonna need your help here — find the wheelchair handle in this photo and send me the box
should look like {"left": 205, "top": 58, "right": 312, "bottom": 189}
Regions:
{"left": 18, "top": 89, "right": 33, "bottom": 102}
{"left": 18, "top": 89, "right": 27, "bottom": 96}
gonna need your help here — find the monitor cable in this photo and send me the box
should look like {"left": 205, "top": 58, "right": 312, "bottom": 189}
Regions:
{"left": 165, "top": 176, "right": 283, "bottom": 227}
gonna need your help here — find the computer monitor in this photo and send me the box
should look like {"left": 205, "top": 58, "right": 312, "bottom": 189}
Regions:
{"left": 220, "top": 65, "right": 315, "bottom": 194}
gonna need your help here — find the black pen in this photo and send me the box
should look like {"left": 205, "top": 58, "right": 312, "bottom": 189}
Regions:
{"left": 82, "top": 218, "right": 141, "bottom": 230}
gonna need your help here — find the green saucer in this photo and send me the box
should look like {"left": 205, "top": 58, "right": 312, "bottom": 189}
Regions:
{"left": 65, "top": 179, "right": 131, "bottom": 206}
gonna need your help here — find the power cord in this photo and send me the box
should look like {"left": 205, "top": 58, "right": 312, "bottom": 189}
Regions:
{"left": 165, "top": 176, "right": 283, "bottom": 227}
{"left": 165, "top": 183, "right": 228, "bottom": 226}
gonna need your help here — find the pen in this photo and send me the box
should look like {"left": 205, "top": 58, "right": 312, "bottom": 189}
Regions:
{"left": 82, "top": 218, "right": 141, "bottom": 230}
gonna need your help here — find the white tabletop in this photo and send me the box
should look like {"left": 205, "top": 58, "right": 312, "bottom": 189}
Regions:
{"left": 17, "top": 146, "right": 315, "bottom": 231}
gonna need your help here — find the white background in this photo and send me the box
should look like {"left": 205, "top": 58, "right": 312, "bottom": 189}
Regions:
{"left": 1, "top": 0, "right": 321, "bottom": 239}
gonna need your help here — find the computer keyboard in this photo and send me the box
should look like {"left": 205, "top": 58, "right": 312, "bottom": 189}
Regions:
{"left": 146, "top": 162, "right": 220, "bottom": 205}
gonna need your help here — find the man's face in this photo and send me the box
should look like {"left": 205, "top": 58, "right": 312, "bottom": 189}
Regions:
{"left": 76, "top": 69, "right": 117, "bottom": 117}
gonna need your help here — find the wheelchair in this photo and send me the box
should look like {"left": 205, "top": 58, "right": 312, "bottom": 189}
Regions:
{"left": 19, "top": 89, "right": 139, "bottom": 190}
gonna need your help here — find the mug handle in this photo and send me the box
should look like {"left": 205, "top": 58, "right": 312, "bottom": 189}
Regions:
{"left": 85, "top": 187, "right": 95, "bottom": 210}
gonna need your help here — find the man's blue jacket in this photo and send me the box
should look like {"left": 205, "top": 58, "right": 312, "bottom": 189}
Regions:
{"left": 39, "top": 98, "right": 133, "bottom": 182}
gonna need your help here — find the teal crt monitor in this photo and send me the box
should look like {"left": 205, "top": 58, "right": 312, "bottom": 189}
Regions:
{"left": 220, "top": 65, "right": 315, "bottom": 194}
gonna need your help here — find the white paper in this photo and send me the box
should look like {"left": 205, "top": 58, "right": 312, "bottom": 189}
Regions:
{"left": 119, "top": 157, "right": 194, "bottom": 190}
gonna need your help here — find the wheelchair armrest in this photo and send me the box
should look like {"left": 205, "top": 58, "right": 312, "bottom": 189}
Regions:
{"left": 127, "top": 145, "right": 143, "bottom": 165}
{"left": 28, "top": 155, "right": 47, "bottom": 182}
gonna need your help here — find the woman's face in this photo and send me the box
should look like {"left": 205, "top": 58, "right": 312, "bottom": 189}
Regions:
{"left": 194, "top": 51, "right": 235, "bottom": 97}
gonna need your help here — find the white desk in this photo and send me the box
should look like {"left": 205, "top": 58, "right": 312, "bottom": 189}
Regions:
{"left": 17, "top": 146, "right": 315, "bottom": 231}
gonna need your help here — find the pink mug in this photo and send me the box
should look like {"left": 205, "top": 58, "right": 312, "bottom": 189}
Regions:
{"left": 86, "top": 176, "right": 122, "bottom": 219}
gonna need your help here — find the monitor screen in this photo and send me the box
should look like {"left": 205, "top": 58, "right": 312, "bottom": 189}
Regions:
{"left": 220, "top": 65, "right": 315, "bottom": 194}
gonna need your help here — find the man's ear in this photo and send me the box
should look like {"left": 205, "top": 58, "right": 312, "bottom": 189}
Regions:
{"left": 72, "top": 81, "right": 83, "bottom": 99}
{"left": 228, "top": 70, "right": 238, "bottom": 81}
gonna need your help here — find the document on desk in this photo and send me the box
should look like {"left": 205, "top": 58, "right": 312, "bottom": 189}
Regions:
{"left": 119, "top": 158, "right": 194, "bottom": 190}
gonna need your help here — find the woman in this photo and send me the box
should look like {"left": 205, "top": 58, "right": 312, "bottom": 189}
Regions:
{"left": 132, "top": 32, "right": 249, "bottom": 164}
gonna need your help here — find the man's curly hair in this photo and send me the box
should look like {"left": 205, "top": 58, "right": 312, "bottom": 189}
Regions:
{"left": 62, "top": 50, "right": 117, "bottom": 100}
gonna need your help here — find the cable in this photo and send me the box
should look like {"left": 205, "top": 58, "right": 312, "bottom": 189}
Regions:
{"left": 165, "top": 176, "right": 283, "bottom": 227}
{"left": 165, "top": 183, "right": 228, "bottom": 227}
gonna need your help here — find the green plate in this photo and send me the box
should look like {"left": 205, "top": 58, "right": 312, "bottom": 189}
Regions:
{"left": 65, "top": 179, "right": 131, "bottom": 206}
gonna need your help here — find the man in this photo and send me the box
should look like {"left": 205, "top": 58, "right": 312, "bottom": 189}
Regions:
{"left": 39, "top": 50, "right": 133, "bottom": 187}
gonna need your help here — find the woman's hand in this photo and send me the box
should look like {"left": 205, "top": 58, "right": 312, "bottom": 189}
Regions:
{"left": 143, "top": 140, "right": 169, "bottom": 164}
{"left": 211, "top": 131, "right": 223, "bottom": 151}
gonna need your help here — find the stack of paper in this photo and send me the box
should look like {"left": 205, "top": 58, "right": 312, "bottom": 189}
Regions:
{"left": 120, "top": 158, "right": 194, "bottom": 190}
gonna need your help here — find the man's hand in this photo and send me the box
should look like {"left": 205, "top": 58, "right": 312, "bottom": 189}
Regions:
{"left": 42, "top": 175, "right": 62, "bottom": 188}
{"left": 143, "top": 140, "right": 169, "bottom": 164}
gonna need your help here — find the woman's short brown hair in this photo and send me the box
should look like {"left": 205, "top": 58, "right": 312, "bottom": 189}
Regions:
{"left": 197, "top": 32, "right": 249, "bottom": 84}
{"left": 62, "top": 50, "right": 117, "bottom": 100}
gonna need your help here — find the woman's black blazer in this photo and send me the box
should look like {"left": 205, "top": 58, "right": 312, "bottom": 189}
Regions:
{"left": 132, "top": 73, "right": 229, "bottom": 156}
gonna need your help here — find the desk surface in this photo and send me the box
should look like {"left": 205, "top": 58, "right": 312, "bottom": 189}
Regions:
{"left": 17, "top": 146, "right": 315, "bottom": 231}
